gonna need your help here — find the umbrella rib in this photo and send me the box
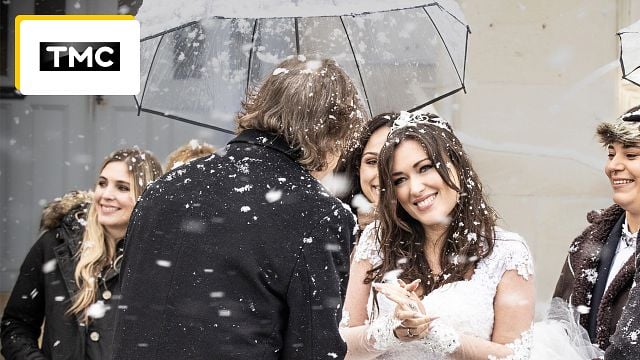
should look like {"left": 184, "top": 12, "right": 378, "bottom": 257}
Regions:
{"left": 141, "top": 20, "right": 200, "bottom": 42}
{"left": 429, "top": 2, "right": 468, "bottom": 28}
{"left": 407, "top": 86, "right": 464, "bottom": 112}
{"left": 422, "top": 6, "right": 464, "bottom": 88}
{"left": 623, "top": 76, "right": 640, "bottom": 87}
{"left": 140, "top": 108, "right": 236, "bottom": 134}
{"left": 294, "top": 18, "right": 300, "bottom": 55}
{"left": 408, "top": 86, "right": 464, "bottom": 113}
{"left": 461, "top": 25, "right": 470, "bottom": 93}
{"left": 137, "top": 34, "right": 166, "bottom": 116}
{"left": 618, "top": 33, "right": 628, "bottom": 78}
{"left": 340, "top": 16, "right": 373, "bottom": 117}
{"left": 245, "top": 19, "right": 259, "bottom": 95}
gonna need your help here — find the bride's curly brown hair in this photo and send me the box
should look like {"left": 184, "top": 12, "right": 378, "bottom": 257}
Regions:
{"left": 366, "top": 115, "right": 498, "bottom": 295}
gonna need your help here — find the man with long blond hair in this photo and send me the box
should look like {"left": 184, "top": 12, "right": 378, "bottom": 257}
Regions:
{"left": 113, "top": 56, "right": 368, "bottom": 359}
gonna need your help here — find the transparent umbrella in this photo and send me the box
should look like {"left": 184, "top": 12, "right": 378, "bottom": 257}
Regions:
{"left": 618, "top": 19, "right": 640, "bottom": 87}
{"left": 134, "top": 0, "right": 470, "bottom": 133}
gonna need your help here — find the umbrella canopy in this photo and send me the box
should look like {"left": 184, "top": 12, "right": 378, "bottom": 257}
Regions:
{"left": 134, "top": 0, "right": 470, "bottom": 133}
{"left": 618, "top": 19, "right": 640, "bottom": 87}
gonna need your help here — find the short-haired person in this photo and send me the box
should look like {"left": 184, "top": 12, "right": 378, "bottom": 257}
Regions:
{"left": 1, "top": 148, "right": 162, "bottom": 360}
{"left": 555, "top": 105, "right": 640, "bottom": 353}
{"left": 112, "top": 56, "right": 368, "bottom": 359}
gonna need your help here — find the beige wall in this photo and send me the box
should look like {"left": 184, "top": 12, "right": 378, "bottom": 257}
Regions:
{"left": 437, "top": 0, "right": 640, "bottom": 313}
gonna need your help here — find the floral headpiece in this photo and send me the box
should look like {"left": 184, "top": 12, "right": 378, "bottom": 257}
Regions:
{"left": 390, "top": 111, "right": 451, "bottom": 133}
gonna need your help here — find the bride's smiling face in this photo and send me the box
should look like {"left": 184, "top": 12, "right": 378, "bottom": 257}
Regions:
{"left": 390, "top": 139, "right": 459, "bottom": 233}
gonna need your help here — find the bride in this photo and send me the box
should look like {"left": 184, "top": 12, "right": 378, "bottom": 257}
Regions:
{"left": 339, "top": 112, "right": 603, "bottom": 359}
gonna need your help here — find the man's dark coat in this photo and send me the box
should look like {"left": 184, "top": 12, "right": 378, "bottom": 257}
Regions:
{"left": 112, "top": 130, "right": 355, "bottom": 359}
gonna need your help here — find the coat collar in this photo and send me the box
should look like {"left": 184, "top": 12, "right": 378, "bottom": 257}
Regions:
{"left": 568, "top": 204, "right": 635, "bottom": 349}
{"left": 228, "top": 129, "right": 301, "bottom": 162}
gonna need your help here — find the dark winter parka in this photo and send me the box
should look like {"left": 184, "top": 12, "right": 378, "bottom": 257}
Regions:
{"left": 553, "top": 204, "right": 635, "bottom": 350}
{"left": 1, "top": 191, "right": 122, "bottom": 360}
{"left": 112, "top": 129, "right": 356, "bottom": 360}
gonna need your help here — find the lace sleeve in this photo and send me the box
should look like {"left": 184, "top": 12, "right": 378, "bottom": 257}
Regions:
{"left": 493, "top": 229, "right": 535, "bottom": 280}
{"left": 353, "top": 222, "right": 382, "bottom": 266}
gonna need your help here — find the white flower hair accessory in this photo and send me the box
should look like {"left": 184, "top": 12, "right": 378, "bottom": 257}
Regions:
{"left": 390, "top": 111, "right": 451, "bottom": 133}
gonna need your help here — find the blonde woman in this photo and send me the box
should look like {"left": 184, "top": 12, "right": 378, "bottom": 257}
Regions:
{"left": 1, "top": 148, "right": 162, "bottom": 360}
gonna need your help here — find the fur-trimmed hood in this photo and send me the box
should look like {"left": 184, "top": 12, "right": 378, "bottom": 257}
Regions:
{"left": 596, "top": 116, "right": 640, "bottom": 147}
{"left": 40, "top": 190, "right": 93, "bottom": 232}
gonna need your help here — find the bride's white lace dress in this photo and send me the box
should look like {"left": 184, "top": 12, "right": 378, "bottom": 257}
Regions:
{"left": 343, "top": 223, "right": 604, "bottom": 359}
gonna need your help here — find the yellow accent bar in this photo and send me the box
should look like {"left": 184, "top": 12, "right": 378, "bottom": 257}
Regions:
{"left": 14, "top": 15, "right": 135, "bottom": 90}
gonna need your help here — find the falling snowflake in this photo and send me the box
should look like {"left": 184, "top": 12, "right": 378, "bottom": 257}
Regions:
{"left": 576, "top": 305, "right": 590, "bottom": 314}
{"left": 156, "top": 259, "right": 172, "bottom": 268}
{"left": 325, "top": 243, "right": 340, "bottom": 252}
{"left": 265, "top": 189, "right": 282, "bottom": 203}
{"left": 87, "top": 301, "right": 108, "bottom": 319}
{"left": 241, "top": 206, "right": 251, "bottom": 212}
{"left": 582, "top": 268, "right": 598, "bottom": 284}
{"left": 350, "top": 194, "right": 373, "bottom": 213}
{"left": 234, "top": 184, "right": 253, "bottom": 193}
{"left": 42, "top": 259, "right": 57, "bottom": 273}
{"left": 273, "top": 68, "right": 289, "bottom": 75}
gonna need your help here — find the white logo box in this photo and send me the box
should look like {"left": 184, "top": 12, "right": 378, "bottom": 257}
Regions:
{"left": 16, "top": 15, "right": 140, "bottom": 95}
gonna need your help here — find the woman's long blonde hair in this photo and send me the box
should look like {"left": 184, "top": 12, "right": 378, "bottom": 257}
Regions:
{"left": 68, "top": 147, "right": 162, "bottom": 322}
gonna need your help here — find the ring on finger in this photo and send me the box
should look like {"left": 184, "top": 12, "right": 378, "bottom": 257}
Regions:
{"left": 406, "top": 328, "right": 414, "bottom": 337}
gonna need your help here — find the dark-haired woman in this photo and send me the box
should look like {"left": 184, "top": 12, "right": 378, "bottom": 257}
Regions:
{"left": 339, "top": 112, "right": 537, "bottom": 359}
{"left": 339, "top": 113, "right": 395, "bottom": 230}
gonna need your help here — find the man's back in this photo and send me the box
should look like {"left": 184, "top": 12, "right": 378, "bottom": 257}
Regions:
{"left": 112, "top": 130, "right": 354, "bottom": 359}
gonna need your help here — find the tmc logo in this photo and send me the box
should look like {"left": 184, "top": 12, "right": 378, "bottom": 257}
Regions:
{"left": 40, "top": 42, "right": 120, "bottom": 71}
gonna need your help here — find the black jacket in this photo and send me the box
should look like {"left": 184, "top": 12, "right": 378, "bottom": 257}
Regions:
{"left": 112, "top": 129, "right": 356, "bottom": 360}
{"left": 1, "top": 193, "right": 121, "bottom": 360}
